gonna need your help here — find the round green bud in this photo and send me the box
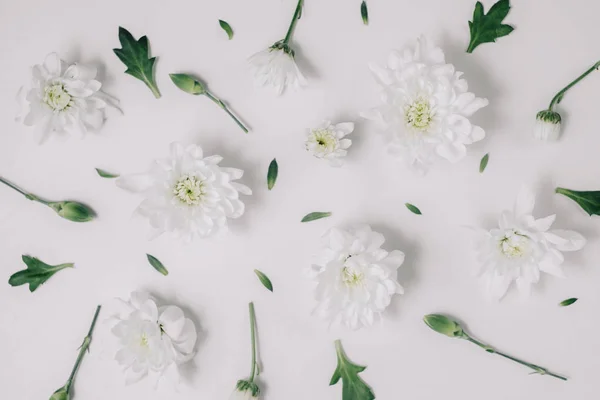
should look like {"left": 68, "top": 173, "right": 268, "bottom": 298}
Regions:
{"left": 423, "top": 314, "right": 465, "bottom": 338}
{"left": 169, "top": 73, "right": 206, "bottom": 95}
{"left": 50, "top": 201, "right": 96, "bottom": 222}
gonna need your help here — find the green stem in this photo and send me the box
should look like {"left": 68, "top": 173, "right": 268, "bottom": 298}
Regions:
{"left": 248, "top": 302, "right": 258, "bottom": 382}
{"left": 283, "top": 0, "right": 304, "bottom": 44}
{"left": 548, "top": 61, "right": 600, "bottom": 110}
{"left": 0, "top": 176, "right": 48, "bottom": 204}
{"left": 205, "top": 91, "right": 249, "bottom": 133}
{"left": 66, "top": 305, "right": 102, "bottom": 393}
{"left": 466, "top": 41, "right": 476, "bottom": 54}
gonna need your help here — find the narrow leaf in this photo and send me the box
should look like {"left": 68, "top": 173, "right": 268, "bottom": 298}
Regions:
{"left": 405, "top": 203, "right": 422, "bottom": 215}
{"left": 254, "top": 269, "right": 273, "bottom": 292}
{"left": 556, "top": 187, "right": 600, "bottom": 216}
{"left": 146, "top": 254, "right": 169, "bottom": 276}
{"left": 466, "top": 0, "right": 514, "bottom": 53}
{"left": 479, "top": 153, "right": 490, "bottom": 173}
{"left": 329, "top": 340, "right": 375, "bottom": 400}
{"left": 267, "top": 159, "right": 278, "bottom": 190}
{"left": 301, "top": 211, "right": 332, "bottom": 222}
{"left": 559, "top": 298, "right": 578, "bottom": 307}
{"left": 95, "top": 168, "right": 120, "bottom": 178}
{"left": 219, "top": 20, "right": 234, "bottom": 40}
{"left": 361, "top": 1, "right": 369, "bottom": 25}
{"left": 9, "top": 255, "right": 74, "bottom": 292}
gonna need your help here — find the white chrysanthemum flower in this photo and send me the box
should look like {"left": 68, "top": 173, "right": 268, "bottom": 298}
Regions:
{"left": 473, "top": 187, "right": 586, "bottom": 300}
{"left": 116, "top": 142, "right": 252, "bottom": 241}
{"left": 305, "top": 121, "right": 353, "bottom": 167}
{"left": 362, "top": 36, "right": 488, "bottom": 174}
{"left": 248, "top": 45, "right": 307, "bottom": 95}
{"left": 309, "top": 225, "right": 405, "bottom": 330}
{"left": 110, "top": 291, "right": 197, "bottom": 385}
{"left": 16, "top": 53, "right": 117, "bottom": 143}
{"left": 533, "top": 110, "right": 562, "bottom": 141}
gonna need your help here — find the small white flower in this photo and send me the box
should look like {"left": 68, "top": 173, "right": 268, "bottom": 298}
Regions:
{"left": 116, "top": 142, "right": 252, "bottom": 241}
{"left": 533, "top": 110, "right": 562, "bottom": 141}
{"left": 309, "top": 225, "right": 405, "bottom": 330}
{"left": 230, "top": 380, "right": 260, "bottom": 400}
{"left": 248, "top": 45, "right": 307, "bottom": 95}
{"left": 472, "top": 187, "right": 586, "bottom": 300}
{"left": 362, "top": 36, "right": 488, "bottom": 174}
{"left": 17, "top": 53, "right": 117, "bottom": 143}
{"left": 305, "top": 121, "right": 354, "bottom": 167}
{"left": 110, "top": 291, "right": 197, "bottom": 385}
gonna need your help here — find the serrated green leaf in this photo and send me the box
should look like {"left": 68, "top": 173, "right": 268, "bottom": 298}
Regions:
{"left": 301, "top": 211, "right": 332, "bottom": 222}
{"left": 360, "top": 1, "right": 369, "bottom": 25}
{"left": 9, "top": 255, "right": 74, "bottom": 292}
{"left": 330, "top": 340, "right": 375, "bottom": 400}
{"left": 254, "top": 269, "right": 273, "bottom": 292}
{"left": 559, "top": 298, "right": 578, "bottom": 307}
{"left": 479, "top": 153, "right": 490, "bottom": 173}
{"left": 556, "top": 187, "right": 600, "bottom": 216}
{"left": 146, "top": 254, "right": 168, "bottom": 276}
{"left": 113, "top": 27, "right": 161, "bottom": 98}
{"left": 219, "top": 19, "right": 234, "bottom": 40}
{"left": 466, "top": 0, "right": 514, "bottom": 53}
{"left": 405, "top": 203, "right": 422, "bottom": 215}
{"left": 95, "top": 168, "right": 120, "bottom": 178}
{"left": 267, "top": 159, "right": 278, "bottom": 190}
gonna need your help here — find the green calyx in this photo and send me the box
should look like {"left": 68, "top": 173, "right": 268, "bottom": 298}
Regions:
{"left": 236, "top": 380, "right": 260, "bottom": 397}
{"left": 169, "top": 73, "right": 206, "bottom": 95}
{"left": 271, "top": 41, "right": 295, "bottom": 57}
{"left": 423, "top": 314, "right": 466, "bottom": 338}
{"left": 536, "top": 110, "right": 561, "bottom": 125}
{"left": 49, "top": 201, "right": 96, "bottom": 222}
{"left": 49, "top": 385, "right": 70, "bottom": 400}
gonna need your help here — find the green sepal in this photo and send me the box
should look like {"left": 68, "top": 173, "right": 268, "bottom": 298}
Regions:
{"left": 49, "top": 385, "right": 70, "bottom": 400}
{"left": 9, "top": 255, "right": 74, "bottom": 292}
{"left": 235, "top": 379, "right": 260, "bottom": 397}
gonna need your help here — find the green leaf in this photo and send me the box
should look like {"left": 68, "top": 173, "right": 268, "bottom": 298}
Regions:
{"left": 219, "top": 19, "right": 234, "bottom": 40}
{"left": 113, "top": 27, "right": 161, "bottom": 98}
{"left": 267, "top": 159, "right": 278, "bottom": 190}
{"left": 405, "top": 203, "right": 422, "bottom": 215}
{"left": 254, "top": 269, "right": 273, "bottom": 292}
{"left": 146, "top": 254, "right": 169, "bottom": 276}
{"left": 479, "top": 153, "right": 490, "bottom": 173}
{"left": 169, "top": 73, "right": 206, "bottom": 95}
{"left": 360, "top": 1, "right": 369, "bottom": 25}
{"left": 301, "top": 211, "right": 332, "bottom": 222}
{"left": 330, "top": 340, "right": 375, "bottom": 400}
{"left": 556, "top": 187, "right": 600, "bottom": 216}
{"left": 559, "top": 298, "right": 578, "bottom": 307}
{"left": 466, "top": 0, "right": 514, "bottom": 53}
{"left": 9, "top": 255, "right": 74, "bottom": 292}
{"left": 95, "top": 168, "right": 119, "bottom": 178}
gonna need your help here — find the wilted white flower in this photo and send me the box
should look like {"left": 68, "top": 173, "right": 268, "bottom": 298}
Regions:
{"left": 116, "top": 142, "right": 251, "bottom": 241}
{"left": 109, "top": 291, "right": 197, "bottom": 385}
{"left": 249, "top": 45, "right": 306, "bottom": 95}
{"left": 362, "top": 36, "right": 488, "bottom": 174}
{"left": 472, "top": 187, "right": 586, "bottom": 300}
{"left": 309, "top": 225, "right": 405, "bottom": 330}
{"left": 533, "top": 110, "right": 562, "bottom": 141}
{"left": 16, "top": 53, "right": 117, "bottom": 143}
{"left": 305, "top": 121, "right": 354, "bottom": 167}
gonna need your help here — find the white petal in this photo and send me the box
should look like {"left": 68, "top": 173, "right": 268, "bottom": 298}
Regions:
{"left": 116, "top": 173, "right": 154, "bottom": 192}
{"left": 545, "top": 229, "right": 586, "bottom": 251}
{"left": 159, "top": 306, "right": 186, "bottom": 338}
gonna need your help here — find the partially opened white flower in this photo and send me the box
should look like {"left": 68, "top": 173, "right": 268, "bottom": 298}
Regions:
{"left": 16, "top": 53, "right": 117, "bottom": 143}
{"left": 472, "top": 187, "right": 586, "bottom": 300}
{"left": 305, "top": 121, "right": 353, "bottom": 167}
{"left": 116, "top": 142, "right": 252, "bottom": 241}
{"left": 309, "top": 225, "right": 405, "bottom": 330}
{"left": 533, "top": 110, "right": 562, "bottom": 141}
{"left": 362, "top": 36, "right": 488, "bottom": 174}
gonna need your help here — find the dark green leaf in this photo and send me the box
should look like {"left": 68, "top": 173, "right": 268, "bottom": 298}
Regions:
{"left": 95, "top": 168, "right": 120, "bottom": 178}
{"left": 405, "top": 203, "right": 422, "bottom": 215}
{"left": 254, "top": 269, "right": 273, "bottom": 292}
{"left": 559, "top": 298, "right": 578, "bottom": 307}
{"left": 479, "top": 153, "right": 490, "bottom": 173}
{"left": 301, "top": 211, "right": 332, "bottom": 222}
{"left": 146, "top": 254, "right": 168, "bottom": 276}
{"left": 360, "top": 1, "right": 369, "bottom": 25}
{"left": 267, "top": 159, "right": 278, "bottom": 190}
{"left": 466, "top": 0, "right": 514, "bottom": 53}
{"left": 330, "top": 340, "right": 375, "bottom": 400}
{"left": 9, "top": 255, "right": 74, "bottom": 292}
{"left": 219, "top": 20, "right": 234, "bottom": 40}
{"left": 556, "top": 187, "right": 600, "bottom": 216}
{"left": 113, "top": 27, "right": 161, "bottom": 98}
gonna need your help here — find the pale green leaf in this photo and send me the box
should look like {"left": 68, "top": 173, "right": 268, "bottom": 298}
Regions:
{"left": 219, "top": 20, "right": 234, "bottom": 40}
{"left": 9, "top": 255, "right": 74, "bottom": 292}
{"left": 301, "top": 211, "right": 331, "bottom": 222}
{"left": 254, "top": 269, "right": 273, "bottom": 292}
{"left": 146, "top": 254, "right": 169, "bottom": 276}
{"left": 479, "top": 153, "right": 490, "bottom": 173}
{"left": 95, "top": 168, "right": 120, "bottom": 178}
{"left": 405, "top": 203, "right": 422, "bottom": 215}
{"left": 559, "top": 298, "right": 578, "bottom": 307}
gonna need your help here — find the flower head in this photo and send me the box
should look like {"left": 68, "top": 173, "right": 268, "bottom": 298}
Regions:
{"left": 17, "top": 53, "right": 116, "bottom": 143}
{"left": 362, "top": 36, "right": 488, "bottom": 174}
{"left": 116, "top": 142, "right": 252, "bottom": 241}
{"left": 309, "top": 225, "right": 405, "bottom": 330}
{"left": 473, "top": 187, "right": 586, "bottom": 300}
{"left": 533, "top": 110, "right": 562, "bottom": 141}
{"left": 230, "top": 380, "right": 260, "bottom": 400}
{"left": 248, "top": 44, "right": 307, "bottom": 95}
{"left": 305, "top": 121, "right": 354, "bottom": 167}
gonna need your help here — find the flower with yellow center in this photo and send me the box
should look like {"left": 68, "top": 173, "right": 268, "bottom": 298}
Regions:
{"left": 43, "top": 83, "right": 72, "bottom": 111}
{"left": 173, "top": 175, "right": 205, "bottom": 206}
{"left": 305, "top": 121, "right": 354, "bottom": 167}
{"left": 405, "top": 97, "right": 435, "bottom": 131}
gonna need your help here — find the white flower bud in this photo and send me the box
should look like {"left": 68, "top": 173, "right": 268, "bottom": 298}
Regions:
{"left": 533, "top": 110, "right": 562, "bottom": 141}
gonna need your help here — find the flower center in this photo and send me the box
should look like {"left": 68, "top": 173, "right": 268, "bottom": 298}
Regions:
{"left": 341, "top": 266, "right": 364, "bottom": 287}
{"left": 310, "top": 129, "right": 338, "bottom": 153}
{"left": 139, "top": 333, "right": 149, "bottom": 348}
{"left": 499, "top": 231, "right": 531, "bottom": 259}
{"left": 173, "top": 175, "right": 205, "bottom": 206}
{"left": 405, "top": 97, "right": 434, "bottom": 131}
{"left": 43, "top": 83, "right": 72, "bottom": 111}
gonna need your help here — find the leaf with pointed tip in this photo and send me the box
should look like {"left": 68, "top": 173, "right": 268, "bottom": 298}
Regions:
{"left": 219, "top": 20, "right": 234, "bottom": 40}
{"left": 267, "top": 159, "right": 278, "bottom": 190}
{"left": 479, "top": 153, "right": 490, "bottom": 173}
{"left": 254, "top": 269, "right": 273, "bottom": 292}
{"left": 301, "top": 211, "right": 331, "bottom": 222}
{"left": 360, "top": 1, "right": 369, "bottom": 25}
{"left": 559, "top": 298, "right": 578, "bottom": 307}
{"left": 330, "top": 340, "right": 375, "bottom": 400}
{"left": 405, "top": 203, "right": 422, "bottom": 215}
{"left": 467, "top": 0, "right": 514, "bottom": 53}
{"left": 95, "top": 168, "right": 120, "bottom": 178}
{"left": 9, "top": 255, "right": 74, "bottom": 292}
{"left": 556, "top": 187, "right": 600, "bottom": 216}
{"left": 146, "top": 254, "right": 168, "bottom": 276}
{"left": 113, "top": 27, "right": 161, "bottom": 98}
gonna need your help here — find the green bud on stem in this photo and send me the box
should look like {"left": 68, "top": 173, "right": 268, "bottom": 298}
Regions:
{"left": 169, "top": 73, "right": 206, "bottom": 95}
{"left": 423, "top": 314, "right": 465, "bottom": 338}
{"left": 49, "top": 201, "right": 96, "bottom": 222}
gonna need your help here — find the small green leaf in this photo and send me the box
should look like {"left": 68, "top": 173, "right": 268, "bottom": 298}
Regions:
{"left": 556, "top": 187, "right": 600, "bottom": 216}
{"left": 113, "top": 27, "right": 161, "bottom": 98}
{"left": 479, "top": 153, "right": 490, "bottom": 173}
{"left": 169, "top": 73, "right": 206, "bottom": 95}
{"left": 254, "top": 269, "right": 273, "bottom": 292}
{"left": 301, "top": 211, "right": 332, "bottom": 222}
{"left": 267, "top": 159, "right": 278, "bottom": 190}
{"left": 9, "top": 255, "right": 74, "bottom": 292}
{"left": 219, "top": 19, "right": 234, "bottom": 40}
{"left": 466, "top": 0, "right": 514, "bottom": 53}
{"left": 95, "top": 168, "right": 120, "bottom": 178}
{"left": 405, "top": 203, "right": 422, "bottom": 215}
{"left": 559, "top": 298, "right": 578, "bottom": 307}
{"left": 360, "top": 1, "right": 369, "bottom": 25}
{"left": 146, "top": 254, "right": 168, "bottom": 276}
{"left": 330, "top": 340, "right": 375, "bottom": 400}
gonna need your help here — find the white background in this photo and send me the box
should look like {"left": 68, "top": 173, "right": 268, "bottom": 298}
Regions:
{"left": 0, "top": 0, "right": 598, "bottom": 399}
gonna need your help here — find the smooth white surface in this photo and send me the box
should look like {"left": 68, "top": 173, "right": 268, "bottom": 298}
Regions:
{"left": 0, "top": 0, "right": 599, "bottom": 398}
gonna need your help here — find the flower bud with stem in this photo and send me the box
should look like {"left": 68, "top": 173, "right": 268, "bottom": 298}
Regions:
{"left": 230, "top": 302, "right": 261, "bottom": 400}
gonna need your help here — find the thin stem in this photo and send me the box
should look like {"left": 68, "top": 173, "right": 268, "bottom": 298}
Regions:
{"left": 549, "top": 61, "right": 600, "bottom": 110}
{"left": 205, "top": 91, "right": 249, "bottom": 133}
{"left": 66, "top": 305, "right": 102, "bottom": 393}
{"left": 248, "top": 302, "right": 258, "bottom": 382}
{"left": 0, "top": 176, "right": 31, "bottom": 198}
{"left": 283, "top": 0, "right": 304, "bottom": 44}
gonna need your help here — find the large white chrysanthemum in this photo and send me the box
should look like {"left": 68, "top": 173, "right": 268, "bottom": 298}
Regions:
{"left": 309, "top": 225, "right": 405, "bottom": 330}
{"left": 116, "top": 142, "right": 252, "bottom": 241}
{"left": 362, "top": 36, "right": 488, "bottom": 173}
{"left": 248, "top": 46, "right": 307, "bottom": 95}
{"left": 473, "top": 187, "right": 586, "bottom": 300}
{"left": 305, "top": 121, "right": 354, "bottom": 167}
{"left": 16, "top": 53, "right": 116, "bottom": 143}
